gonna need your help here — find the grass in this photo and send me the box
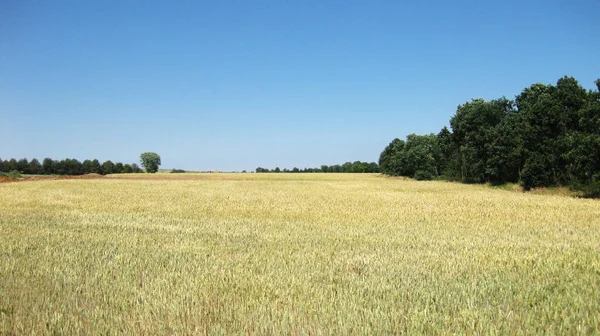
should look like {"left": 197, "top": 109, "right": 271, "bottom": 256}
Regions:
{"left": 1, "top": 173, "right": 599, "bottom": 334}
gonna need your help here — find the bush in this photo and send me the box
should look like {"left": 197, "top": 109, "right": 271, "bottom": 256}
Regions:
{"left": 170, "top": 169, "right": 186, "bottom": 173}
{"left": 521, "top": 155, "right": 551, "bottom": 191}
{"left": 0, "top": 170, "right": 23, "bottom": 179}
{"left": 570, "top": 173, "right": 600, "bottom": 198}
{"left": 414, "top": 170, "right": 433, "bottom": 181}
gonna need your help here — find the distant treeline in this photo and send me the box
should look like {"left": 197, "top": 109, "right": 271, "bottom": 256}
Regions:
{"left": 0, "top": 157, "right": 143, "bottom": 175}
{"left": 379, "top": 76, "right": 600, "bottom": 197}
{"left": 256, "top": 161, "right": 379, "bottom": 173}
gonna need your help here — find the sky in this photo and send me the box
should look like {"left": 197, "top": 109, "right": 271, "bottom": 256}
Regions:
{"left": 1, "top": 1, "right": 599, "bottom": 171}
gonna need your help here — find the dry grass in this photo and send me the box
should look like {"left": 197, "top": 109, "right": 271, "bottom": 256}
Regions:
{"left": 1, "top": 173, "right": 599, "bottom": 334}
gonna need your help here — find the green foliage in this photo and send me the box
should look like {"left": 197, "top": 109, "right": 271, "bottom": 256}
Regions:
{"left": 379, "top": 134, "right": 439, "bottom": 180}
{"left": 27, "top": 158, "right": 42, "bottom": 175}
{"left": 6, "top": 159, "right": 18, "bottom": 172}
{"left": 114, "top": 162, "right": 124, "bottom": 174}
{"left": 450, "top": 98, "right": 517, "bottom": 183}
{"left": 0, "top": 170, "right": 22, "bottom": 179}
{"left": 170, "top": 169, "right": 186, "bottom": 173}
{"left": 570, "top": 173, "right": 600, "bottom": 198}
{"left": 414, "top": 170, "right": 433, "bottom": 181}
{"left": 131, "top": 163, "right": 144, "bottom": 173}
{"left": 17, "top": 158, "right": 29, "bottom": 174}
{"left": 379, "top": 138, "right": 405, "bottom": 176}
{"left": 102, "top": 161, "right": 115, "bottom": 175}
{"left": 42, "top": 158, "right": 54, "bottom": 174}
{"left": 2, "top": 157, "right": 142, "bottom": 175}
{"left": 140, "top": 152, "right": 161, "bottom": 173}
{"left": 256, "top": 162, "right": 377, "bottom": 173}
{"left": 380, "top": 76, "right": 600, "bottom": 197}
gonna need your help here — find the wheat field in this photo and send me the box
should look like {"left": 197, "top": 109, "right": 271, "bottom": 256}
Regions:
{"left": 1, "top": 173, "right": 599, "bottom": 334}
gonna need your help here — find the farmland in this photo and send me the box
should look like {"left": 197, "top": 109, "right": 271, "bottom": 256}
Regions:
{"left": 1, "top": 173, "right": 599, "bottom": 334}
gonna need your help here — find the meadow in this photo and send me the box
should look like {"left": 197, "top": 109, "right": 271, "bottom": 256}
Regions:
{"left": 1, "top": 173, "right": 599, "bottom": 334}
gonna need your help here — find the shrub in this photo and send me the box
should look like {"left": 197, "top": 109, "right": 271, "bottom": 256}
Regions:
{"left": 414, "top": 170, "right": 433, "bottom": 181}
{"left": 0, "top": 170, "right": 23, "bottom": 179}
{"left": 570, "top": 173, "right": 600, "bottom": 198}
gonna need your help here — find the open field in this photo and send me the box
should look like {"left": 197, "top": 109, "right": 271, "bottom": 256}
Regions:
{"left": 1, "top": 173, "right": 599, "bottom": 334}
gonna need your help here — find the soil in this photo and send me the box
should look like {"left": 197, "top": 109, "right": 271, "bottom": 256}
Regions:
{"left": 0, "top": 173, "right": 247, "bottom": 183}
{"left": 0, "top": 176, "right": 15, "bottom": 183}
{"left": 0, "top": 174, "right": 106, "bottom": 183}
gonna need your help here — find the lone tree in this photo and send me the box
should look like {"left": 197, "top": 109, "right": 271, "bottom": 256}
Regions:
{"left": 140, "top": 152, "right": 161, "bottom": 173}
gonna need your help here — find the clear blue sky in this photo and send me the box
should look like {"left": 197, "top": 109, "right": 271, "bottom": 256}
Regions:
{"left": 1, "top": 1, "right": 599, "bottom": 171}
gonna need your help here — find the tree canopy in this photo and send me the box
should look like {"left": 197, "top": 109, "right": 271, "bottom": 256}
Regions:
{"left": 255, "top": 161, "right": 379, "bottom": 173}
{"left": 0, "top": 157, "right": 143, "bottom": 175}
{"left": 379, "top": 76, "right": 600, "bottom": 197}
{"left": 140, "top": 152, "right": 161, "bottom": 173}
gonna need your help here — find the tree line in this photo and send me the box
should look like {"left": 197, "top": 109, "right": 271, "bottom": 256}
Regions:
{"left": 256, "top": 161, "right": 379, "bottom": 173}
{"left": 379, "top": 76, "right": 600, "bottom": 197}
{"left": 0, "top": 157, "right": 144, "bottom": 175}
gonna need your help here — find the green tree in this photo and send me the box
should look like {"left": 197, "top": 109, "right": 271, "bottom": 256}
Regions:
{"left": 379, "top": 138, "right": 405, "bottom": 176}
{"left": 122, "top": 164, "right": 133, "bottom": 173}
{"left": 140, "top": 152, "right": 161, "bottom": 173}
{"left": 82, "top": 160, "right": 93, "bottom": 174}
{"left": 131, "top": 163, "right": 143, "bottom": 173}
{"left": 436, "top": 127, "right": 461, "bottom": 180}
{"left": 401, "top": 134, "right": 439, "bottom": 180}
{"left": 90, "top": 159, "right": 102, "bottom": 174}
{"left": 450, "top": 97, "right": 514, "bottom": 183}
{"left": 367, "top": 162, "right": 379, "bottom": 173}
{"left": 42, "top": 158, "right": 54, "bottom": 174}
{"left": 114, "top": 162, "right": 124, "bottom": 174}
{"left": 102, "top": 160, "right": 115, "bottom": 175}
{"left": 28, "top": 158, "right": 42, "bottom": 174}
{"left": 17, "top": 158, "right": 29, "bottom": 174}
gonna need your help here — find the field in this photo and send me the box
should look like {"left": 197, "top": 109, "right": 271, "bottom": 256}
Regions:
{"left": 1, "top": 173, "right": 599, "bottom": 334}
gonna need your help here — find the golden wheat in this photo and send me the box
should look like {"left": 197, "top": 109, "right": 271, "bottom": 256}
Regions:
{"left": 1, "top": 173, "right": 599, "bottom": 334}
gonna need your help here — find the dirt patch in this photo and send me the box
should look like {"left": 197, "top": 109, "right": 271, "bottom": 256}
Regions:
{"left": 0, "top": 174, "right": 250, "bottom": 183}
{"left": 0, "top": 176, "right": 15, "bottom": 183}
{"left": 0, "top": 174, "right": 107, "bottom": 184}
{"left": 104, "top": 175, "right": 247, "bottom": 181}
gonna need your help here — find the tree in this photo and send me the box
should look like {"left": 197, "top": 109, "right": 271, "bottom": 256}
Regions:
{"left": 53, "top": 160, "right": 66, "bottom": 175}
{"left": 82, "top": 160, "right": 93, "bottom": 174}
{"left": 90, "top": 159, "right": 102, "bottom": 174}
{"left": 102, "top": 160, "right": 115, "bottom": 175}
{"left": 140, "top": 152, "right": 161, "bottom": 173}
{"left": 42, "top": 158, "right": 54, "bottom": 174}
{"left": 122, "top": 164, "right": 133, "bottom": 173}
{"left": 17, "top": 158, "right": 29, "bottom": 174}
{"left": 131, "top": 163, "right": 143, "bottom": 173}
{"left": 367, "top": 162, "right": 379, "bottom": 173}
{"left": 450, "top": 97, "right": 515, "bottom": 183}
{"left": 29, "top": 158, "right": 42, "bottom": 174}
{"left": 66, "top": 159, "right": 83, "bottom": 175}
{"left": 114, "top": 162, "right": 124, "bottom": 174}
{"left": 379, "top": 138, "right": 405, "bottom": 176}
